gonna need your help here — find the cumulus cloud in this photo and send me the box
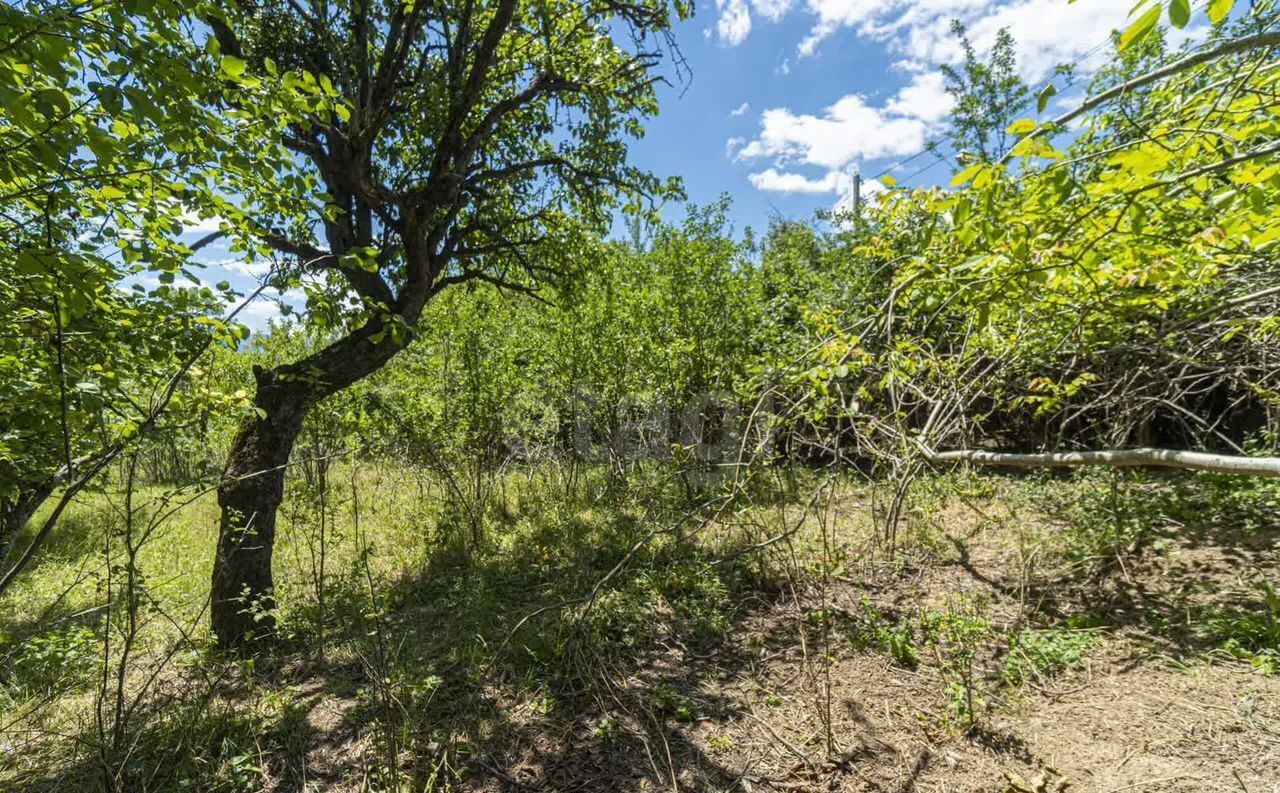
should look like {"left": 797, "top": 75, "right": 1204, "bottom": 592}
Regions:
{"left": 181, "top": 210, "right": 229, "bottom": 234}
{"left": 234, "top": 299, "right": 288, "bottom": 332}
{"left": 728, "top": 0, "right": 1158, "bottom": 202}
{"left": 737, "top": 68, "right": 952, "bottom": 180}
{"left": 792, "top": 0, "right": 989, "bottom": 58}
{"left": 714, "top": 0, "right": 796, "bottom": 44}
{"left": 737, "top": 93, "right": 933, "bottom": 170}
{"left": 888, "top": 0, "right": 1131, "bottom": 82}
{"left": 229, "top": 287, "right": 310, "bottom": 332}
{"left": 218, "top": 258, "right": 273, "bottom": 278}
{"left": 834, "top": 176, "right": 887, "bottom": 213}
{"left": 749, "top": 167, "right": 887, "bottom": 216}
{"left": 749, "top": 168, "right": 851, "bottom": 194}
{"left": 884, "top": 70, "right": 954, "bottom": 125}
{"left": 731, "top": 102, "right": 751, "bottom": 117}
{"left": 716, "top": 0, "right": 753, "bottom": 45}
{"left": 717, "top": 0, "right": 1134, "bottom": 85}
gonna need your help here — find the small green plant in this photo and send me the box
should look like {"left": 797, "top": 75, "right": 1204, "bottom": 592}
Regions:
{"left": 3, "top": 624, "right": 98, "bottom": 695}
{"left": 845, "top": 598, "right": 920, "bottom": 667}
{"left": 1002, "top": 628, "right": 1099, "bottom": 687}
{"left": 592, "top": 715, "right": 618, "bottom": 741}
{"left": 921, "top": 602, "right": 992, "bottom": 731}
{"left": 707, "top": 734, "right": 734, "bottom": 752}
{"left": 217, "top": 742, "right": 265, "bottom": 793}
{"left": 584, "top": 578, "right": 661, "bottom": 648}
{"left": 1058, "top": 470, "right": 1152, "bottom": 567}
{"left": 1213, "top": 579, "right": 1280, "bottom": 674}
{"left": 650, "top": 683, "right": 697, "bottom": 722}
{"left": 1189, "top": 432, "right": 1280, "bottom": 534}
{"left": 664, "top": 565, "right": 732, "bottom": 642}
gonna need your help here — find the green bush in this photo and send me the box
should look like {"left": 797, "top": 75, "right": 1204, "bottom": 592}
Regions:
{"left": 1212, "top": 580, "right": 1280, "bottom": 674}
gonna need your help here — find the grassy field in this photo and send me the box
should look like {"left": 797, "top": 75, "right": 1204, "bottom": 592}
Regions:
{"left": 1, "top": 462, "right": 1278, "bottom": 792}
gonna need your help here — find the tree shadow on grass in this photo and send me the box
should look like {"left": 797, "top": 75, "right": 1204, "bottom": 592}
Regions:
{"left": 7, "top": 493, "right": 785, "bottom": 792}
{"left": 321, "top": 502, "right": 771, "bottom": 791}
{"left": 944, "top": 472, "right": 1280, "bottom": 666}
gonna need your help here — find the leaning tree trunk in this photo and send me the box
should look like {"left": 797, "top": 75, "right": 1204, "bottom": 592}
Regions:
{"left": 211, "top": 366, "right": 313, "bottom": 650}
{"left": 210, "top": 317, "right": 408, "bottom": 650}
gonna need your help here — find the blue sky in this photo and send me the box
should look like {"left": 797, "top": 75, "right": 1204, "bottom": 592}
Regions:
{"left": 627, "top": 0, "right": 1151, "bottom": 232}
{"left": 179, "top": 0, "right": 1187, "bottom": 329}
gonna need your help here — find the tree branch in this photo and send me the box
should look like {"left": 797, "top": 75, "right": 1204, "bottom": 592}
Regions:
{"left": 926, "top": 447, "right": 1280, "bottom": 477}
{"left": 1005, "top": 31, "right": 1280, "bottom": 164}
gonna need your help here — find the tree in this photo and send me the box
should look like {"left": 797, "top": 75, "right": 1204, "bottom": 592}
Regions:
{"left": 835, "top": 10, "right": 1280, "bottom": 476}
{"left": 940, "top": 22, "right": 1029, "bottom": 163}
{"left": 197, "top": 0, "right": 687, "bottom": 648}
{"left": 0, "top": 0, "right": 251, "bottom": 585}
{"left": 757, "top": 2, "right": 1280, "bottom": 496}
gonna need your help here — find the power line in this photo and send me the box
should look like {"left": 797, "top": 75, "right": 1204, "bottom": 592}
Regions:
{"left": 897, "top": 150, "right": 952, "bottom": 185}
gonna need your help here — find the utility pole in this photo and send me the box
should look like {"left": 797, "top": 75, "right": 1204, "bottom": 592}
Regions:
{"left": 851, "top": 170, "right": 862, "bottom": 220}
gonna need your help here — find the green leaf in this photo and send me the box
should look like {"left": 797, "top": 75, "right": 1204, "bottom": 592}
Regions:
{"left": 1208, "top": 0, "right": 1234, "bottom": 24}
{"left": 951, "top": 165, "right": 982, "bottom": 187}
{"left": 16, "top": 251, "right": 46, "bottom": 275}
{"left": 1168, "top": 0, "right": 1190, "bottom": 28}
{"left": 1005, "top": 118, "right": 1037, "bottom": 135}
{"left": 1036, "top": 83, "right": 1057, "bottom": 114}
{"left": 220, "top": 55, "right": 247, "bottom": 78}
{"left": 1119, "top": 5, "right": 1161, "bottom": 52}
{"left": 880, "top": 175, "right": 896, "bottom": 188}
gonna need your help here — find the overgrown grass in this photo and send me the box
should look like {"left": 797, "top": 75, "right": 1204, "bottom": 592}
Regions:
{"left": 0, "top": 460, "right": 782, "bottom": 789}
{"left": 1, "top": 462, "right": 1275, "bottom": 788}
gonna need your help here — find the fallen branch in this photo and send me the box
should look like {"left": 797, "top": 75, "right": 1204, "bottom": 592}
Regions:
{"left": 925, "top": 447, "right": 1280, "bottom": 477}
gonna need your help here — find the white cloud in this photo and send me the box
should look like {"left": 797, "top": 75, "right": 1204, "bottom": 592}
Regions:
{"left": 731, "top": 102, "right": 751, "bottom": 117}
{"left": 738, "top": 94, "right": 931, "bottom": 170}
{"left": 893, "top": 0, "right": 1131, "bottom": 82}
{"left": 181, "top": 210, "right": 229, "bottom": 234}
{"left": 797, "top": 0, "right": 982, "bottom": 58}
{"left": 749, "top": 167, "right": 887, "bottom": 216}
{"left": 834, "top": 176, "right": 887, "bottom": 213}
{"left": 790, "top": 0, "right": 1134, "bottom": 83}
{"left": 729, "top": 0, "right": 1166, "bottom": 202}
{"left": 715, "top": 0, "right": 796, "bottom": 44}
{"left": 235, "top": 299, "right": 287, "bottom": 331}
{"left": 716, "top": 0, "right": 752, "bottom": 45}
{"left": 736, "top": 68, "right": 952, "bottom": 177}
{"left": 752, "top": 0, "right": 795, "bottom": 21}
{"left": 230, "top": 287, "right": 309, "bottom": 332}
{"left": 717, "top": 0, "right": 1137, "bottom": 84}
{"left": 218, "top": 258, "right": 273, "bottom": 278}
{"left": 884, "top": 70, "right": 954, "bottom": 125}
{"left": 749, "top": 168, "right": 851, "bottom": 194}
